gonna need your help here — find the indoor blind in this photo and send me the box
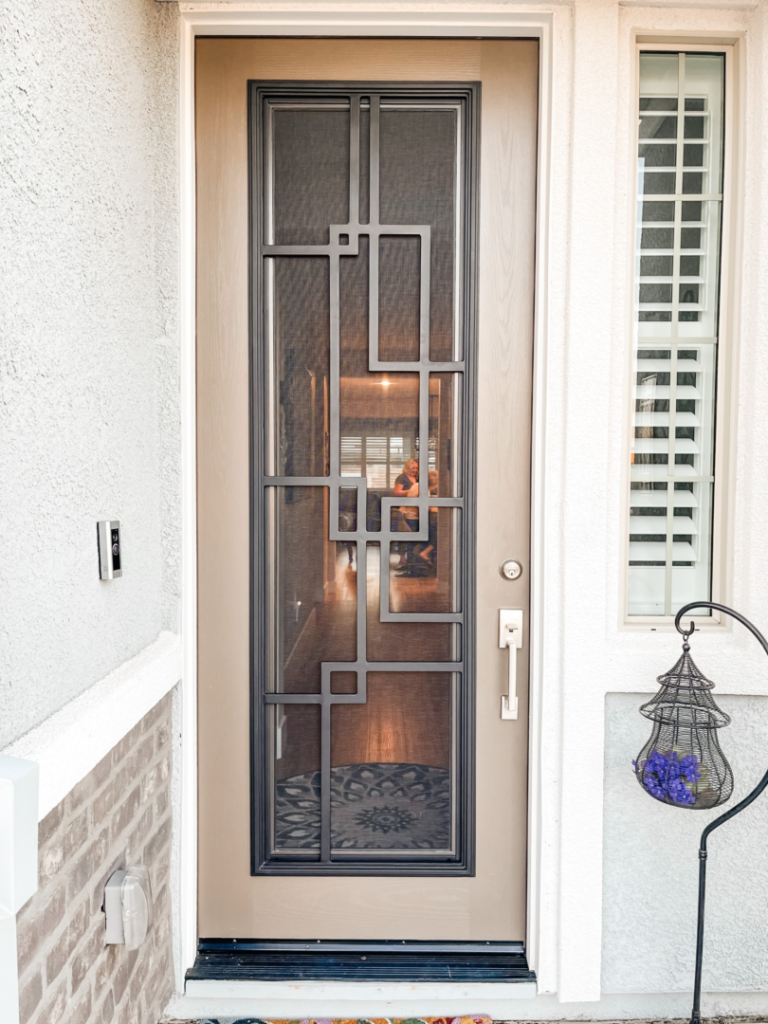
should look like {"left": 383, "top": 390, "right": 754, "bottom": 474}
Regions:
{"left": 340, "top": 434, "right": 419, "bottom": 488}
{"left": 628, "top": 52, "right": 724, "bottom": 617}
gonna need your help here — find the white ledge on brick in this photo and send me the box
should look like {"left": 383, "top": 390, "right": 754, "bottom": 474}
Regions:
{"left": 0, "top": 632, "right": 181, "bottom": 821}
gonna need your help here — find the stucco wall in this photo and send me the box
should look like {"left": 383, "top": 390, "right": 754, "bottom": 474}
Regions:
{"left": 0, "top": 0, "right": 180, "bottom": 749}
{"left": 603, "top": 692, "right": 768, "bottom": 996}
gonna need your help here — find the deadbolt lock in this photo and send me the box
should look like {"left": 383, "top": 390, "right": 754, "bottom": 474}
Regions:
{"left": 500, "top": 559, "right": 523, "bottom": 581}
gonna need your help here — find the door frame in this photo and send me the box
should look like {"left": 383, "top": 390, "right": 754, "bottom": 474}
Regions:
{"left": 179, "top": 3, "right": 554, "bottom": 988}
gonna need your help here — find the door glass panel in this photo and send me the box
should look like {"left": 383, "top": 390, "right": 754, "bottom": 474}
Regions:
{"left": 379, "top": 107, "right": 459, "bottom": 361}
{"left": 272, "top": 107, "right": 350, "bottom": 245}
{"left": 388, "top": 507, "right": 462, "bottom": 614}
{"left": 268, "top": 258, "right": 330, "bottom": 477}
{"left": 330, "top": 673, "right": 455, "bottom": 854}
{"left": 365, "top": 544, "right": 460, "bottom": 662}
{"left": 255, "top": 86, "right": 476, "bottom": 871}
{"left": 273, "top": 704, "right": 321, "bottom": 852}
{"left": 270, "top": 486, "right": 358, "bottom": 696}
{"left": 378, "top": 235, "right": 421, "bottom": 362}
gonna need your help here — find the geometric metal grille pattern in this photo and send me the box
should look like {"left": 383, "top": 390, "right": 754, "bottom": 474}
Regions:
{"left": 250, "top": 83, "right": 480, "bottom": 873}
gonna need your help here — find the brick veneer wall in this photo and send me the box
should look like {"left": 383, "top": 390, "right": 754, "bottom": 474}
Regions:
{"left": 16, "top": 692, "right": 176, "bottom": 1024}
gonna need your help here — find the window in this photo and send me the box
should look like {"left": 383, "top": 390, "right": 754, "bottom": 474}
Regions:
{"left": 628, "top": 52, "right": 726, "bottom": 618}
{"left": 252, "top": 82, "right": 477, "bottom": 873}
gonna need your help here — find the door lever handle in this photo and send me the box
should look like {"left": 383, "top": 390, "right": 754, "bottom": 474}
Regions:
{"left": 499, "top": 610, "right": 523, "bottom": 720}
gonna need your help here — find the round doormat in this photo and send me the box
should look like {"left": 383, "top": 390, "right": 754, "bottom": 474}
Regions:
{"left": 274, "top": 762, "right": 451, "bottom": 851}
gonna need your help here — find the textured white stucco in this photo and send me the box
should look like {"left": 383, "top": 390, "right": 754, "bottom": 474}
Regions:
{"left": 0, "top": 0, "right": 180, "bottom": 748}
{"left": 604, "top": 692, "right": 768, "bottom": 995}
{"left": 0, "top": 631, "right": 181, "bottom": 819}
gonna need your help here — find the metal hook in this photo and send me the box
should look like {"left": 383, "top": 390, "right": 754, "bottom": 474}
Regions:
{"left": 677, "top": 618, "right": 696, "bottom": 641}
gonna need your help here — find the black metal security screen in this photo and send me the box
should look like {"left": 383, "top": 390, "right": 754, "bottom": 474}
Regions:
{"left": 250, "top": 83, "right": 479, "bottom": 875}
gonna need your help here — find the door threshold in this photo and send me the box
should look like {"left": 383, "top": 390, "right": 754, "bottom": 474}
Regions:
{"left": 189, "top": 939, "right": 536, "bottom": 983}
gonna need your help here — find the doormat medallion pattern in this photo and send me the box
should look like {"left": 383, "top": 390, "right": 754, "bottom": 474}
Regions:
{"left": 275, "top": 763, "right": 451, "bottom": 850}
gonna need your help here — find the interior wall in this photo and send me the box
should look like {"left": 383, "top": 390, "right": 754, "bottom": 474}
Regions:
{"left": 0, "top": 0, "right": 180, "bottom": 748}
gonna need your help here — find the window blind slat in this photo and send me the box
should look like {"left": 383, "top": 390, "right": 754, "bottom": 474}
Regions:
{"left": 628, "top": 51, "right": 724, "bottom": 617}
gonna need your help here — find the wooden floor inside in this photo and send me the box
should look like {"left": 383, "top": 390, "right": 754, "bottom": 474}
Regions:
{"left": 277, "top": 546, "right": 454, "bottom": 781}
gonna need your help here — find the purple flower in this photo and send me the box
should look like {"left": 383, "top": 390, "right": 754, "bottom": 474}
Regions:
{"left": 635, "top": 749, "right": 701, "bottom": 805}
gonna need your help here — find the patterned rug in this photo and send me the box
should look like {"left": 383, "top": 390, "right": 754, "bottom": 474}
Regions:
{"left": 179, "top": 1017, "right": 492, "bottom": 1024}
{"left": 275, "top": 762, "right": 451, "bottom": 851}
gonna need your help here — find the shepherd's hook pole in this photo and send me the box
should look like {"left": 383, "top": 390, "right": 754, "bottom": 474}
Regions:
{"left": 674, "top": 601, "right": 768, "bottom": 1024}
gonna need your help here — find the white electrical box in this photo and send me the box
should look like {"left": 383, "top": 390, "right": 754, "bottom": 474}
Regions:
{"left": 104, "top": 866, "right": 152, "bottom": 950}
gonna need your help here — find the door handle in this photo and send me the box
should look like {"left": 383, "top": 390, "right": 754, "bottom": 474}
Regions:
{"left": 499, "top": 609, "right": 523, "bottom": 720}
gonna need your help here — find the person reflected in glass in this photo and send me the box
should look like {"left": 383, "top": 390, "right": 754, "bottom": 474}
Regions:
{"left": 337, "top": 488, "right": 357, "bottom": 568}
{"left": 392, "top": 458, "right": 419, "bottom": 569}
{"left": 417, "top": 470, "right": 439, "bottom": 573}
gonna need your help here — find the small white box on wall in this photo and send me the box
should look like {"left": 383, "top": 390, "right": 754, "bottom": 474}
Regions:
{"left": 105, "top": 866, "right": 153, "bottom": 950}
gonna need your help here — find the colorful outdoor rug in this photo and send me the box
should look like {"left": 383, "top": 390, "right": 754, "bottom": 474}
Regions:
{"left": 187, "top": 1018, "right": 493, "bottom": 1024}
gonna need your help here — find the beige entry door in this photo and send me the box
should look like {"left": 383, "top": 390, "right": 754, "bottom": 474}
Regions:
{"left": 196, "top": 39, "right": 537, "bottom": 943}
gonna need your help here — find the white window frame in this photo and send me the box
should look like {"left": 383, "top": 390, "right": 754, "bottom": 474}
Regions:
{"left": 622, "top": 39, "right": 741, "bottom": 630}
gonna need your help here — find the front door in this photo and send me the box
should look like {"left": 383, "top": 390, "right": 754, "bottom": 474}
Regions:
{"left": 196, "top": 38, "right": 537, "bottom": 942}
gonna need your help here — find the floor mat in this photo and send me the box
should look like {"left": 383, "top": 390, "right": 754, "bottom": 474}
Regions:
{"left": 181, "top": 1017, "right": 492, "bottom": 1024}
{"left": 274, "top": 762, "right": 452, "bottom": 850}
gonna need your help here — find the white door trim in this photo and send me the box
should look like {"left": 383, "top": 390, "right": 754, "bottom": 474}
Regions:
{"left": 178, "top": 0, "right": 555, "bottom": 993}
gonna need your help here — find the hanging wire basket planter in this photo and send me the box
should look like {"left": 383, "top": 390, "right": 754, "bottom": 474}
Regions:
{"left": 633, "top": 638, "right": 733, "bottom": 809}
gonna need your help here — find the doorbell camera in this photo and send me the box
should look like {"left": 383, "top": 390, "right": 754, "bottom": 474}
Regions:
{"left": 97, "top": 520, "right": 122, "bottom": 579}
